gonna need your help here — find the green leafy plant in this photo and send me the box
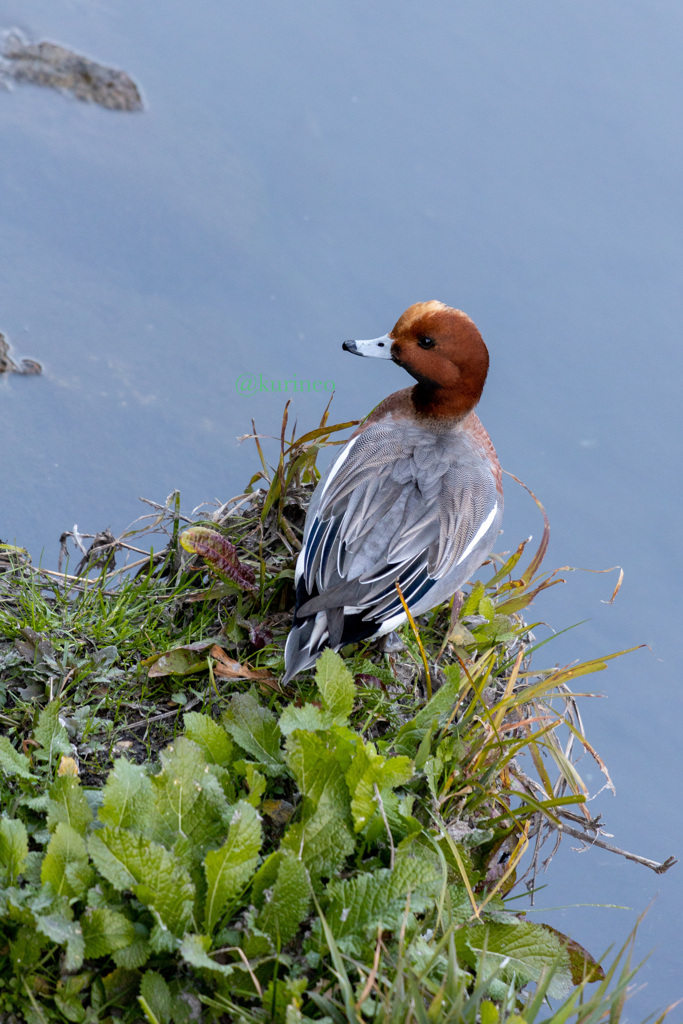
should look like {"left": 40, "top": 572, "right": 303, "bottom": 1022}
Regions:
{"left": 0, "top": 407, "right": 675, "bottom": 1023}
{"left": 0, "top": 656, "right": 615, "bottom": 1023}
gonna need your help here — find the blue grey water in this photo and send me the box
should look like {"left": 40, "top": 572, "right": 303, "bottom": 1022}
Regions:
{"left": 1, "top": 0, "right": 681, "bottom": 1012}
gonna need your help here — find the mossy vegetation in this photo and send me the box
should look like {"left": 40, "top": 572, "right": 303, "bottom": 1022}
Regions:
{"left": 0, "top": 406, "right": 673, "bottom": 1023}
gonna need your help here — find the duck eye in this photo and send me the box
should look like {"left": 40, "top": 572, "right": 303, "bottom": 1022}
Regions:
{"left": 417, "top": 335, "right": 436, "bottom": 350}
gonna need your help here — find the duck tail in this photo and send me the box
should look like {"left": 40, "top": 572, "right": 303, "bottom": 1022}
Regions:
{"left": 282, "top": 610, "right": 333, "bottom": 684}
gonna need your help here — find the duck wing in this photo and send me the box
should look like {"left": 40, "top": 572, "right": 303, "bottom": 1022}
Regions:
{"left": 295, "top": 419, "right": 501, "bottom": 640}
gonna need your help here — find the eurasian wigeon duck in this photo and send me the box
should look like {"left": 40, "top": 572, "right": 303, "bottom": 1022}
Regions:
{"left": 282, "top": 301, "right": 503, "bottom": 683}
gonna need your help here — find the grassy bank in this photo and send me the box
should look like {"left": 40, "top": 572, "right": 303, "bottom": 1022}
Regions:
{"left": 0, "top": 408, "right": 673, "bottom": 1023}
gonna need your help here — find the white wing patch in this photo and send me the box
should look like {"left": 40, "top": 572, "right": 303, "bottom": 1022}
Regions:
{"left": 455, "top": 501, "right": 498, "bottom": 567}
{"left": 294, "top": 546, "right": 306, "bottom": 585}
{"left": 295, "top": 435, "right": 360, "bottom": 585}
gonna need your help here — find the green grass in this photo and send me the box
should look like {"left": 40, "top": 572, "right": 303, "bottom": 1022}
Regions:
{"left": 0, "top": 406, "right": 673, "bottom": 1024}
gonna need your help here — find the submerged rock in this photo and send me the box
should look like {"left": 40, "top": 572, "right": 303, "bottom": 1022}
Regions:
{"left": 0, "top": 332, "right": 41, "bottom": 375}
{"left": 0, "top": 31, "right": 142, "bottom": 111}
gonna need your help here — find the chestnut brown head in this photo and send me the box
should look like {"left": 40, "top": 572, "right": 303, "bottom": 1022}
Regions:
{"left": 343, "top": 301, "right": 490, "bottom": 419}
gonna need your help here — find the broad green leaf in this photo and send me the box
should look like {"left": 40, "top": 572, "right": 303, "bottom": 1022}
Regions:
{"left": 41, "top": 822, "right": 90, "bottom": 899}
{"left": 112, "top": 931, "right": 152, "bottom": 970}
{"left": 222, "top": 692, "right": 284, "bottom": 775}
{"left": 461, "top": 581, "right": 485, "bottom": 617}
{"left": 314, "top": 648, "right": 355, "bottom": 724}
{"left": 242, "top": 763, "right": 267, "bottom": 806}
{"left": 423, "top": 754, "right": 443, "bottom": 800}
{"left": 345, "top": 741, "right": 413, "bottom": 833}
{"left": 394, "top": 675, "right": 461, "bottom": 756}
{"left": 47, "top": 775, "right": 93, "bottom": 835}
{"left": 88, "top": 826, "right": 195, "bottom": 936}
{"left": 146, "top": 645, "right": 209, "bottom": 678}
{"left": 33, "top": 700, "right": 71, "bottom": 764}
{"left": 179, "top": 933, "right": 234, "bottom": 977}
{"left": 9, "top": 924, "right": 47, "bottom": 970}
{"left": 281, "top": 809, "right": 355, "bottom": 883}
{"left": 21, "top": 793, "right": 50, "bottom": 815}
{"left": 57, "top": 975, "right": 90, "bottom": 1019}
{"left": 479, "top": 1001, "right": 498, "bottom": 1024}
{"left": 54, "top": 991, "right": 87, "bottom": 1023}
{"left": 139, "top": 970, "right": 172, "bottom": 1024}
{"left": 35, "top": 911, "right": 85, "bottom": 972}
{"left": 203, "top": 800, "right": 262, "bottom": 934}
{"left": 250, "top": 850, "right": 284, "bottom": 906}
{"left": 278, "top": 703, "right": 329, "bottom": 736}
{"left": 149, "top": 921, "right": 177, "bottom": 954}
{"left": 99, "top": 757, "right": 154, "bottom": 830}
{"left": 285, "top": 728, "right": 355, "bottom": 808}
{"left": 461, "top": 921, "right": 574, "bottom": 998}
{"left": 448, "top": 622, "right": 478, "bottom": 647}
{"left": 81, "top": 907, "right": 137, "bottom": 959}
{"left": 0, "top": 816, "right": 29, "bottom": 884}
{"left": 282, "top": 729, "right": 355, "bottom": 878}
{"left": 252, "top": 853, "right": 310, "bottom": 951}
{"left": 321, "top": 856, "right": 441, "bottom": 954}
{"left": 65, "top": 858, "right": 96, "bottom": 896}
{"left": 101, "top": 966, "right": 141, "bottom": 1006}
{"left": 538, "top": 923, "right": 605, "bottom": 984}
{"left": 184, "top": 711, "right": 233, "bottom": 765}
{"left": 0, "top": 736, "right": 36, "bottom": 780}
{"left": 486, "top": 614, "right": 516, "bottom": 643}
{"left": 149, "top": 736, "right": 231, "bottom": 851}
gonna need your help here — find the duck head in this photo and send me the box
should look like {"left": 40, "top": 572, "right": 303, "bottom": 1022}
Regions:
{"left": 343, "top": 301, "right": 489, "bottom": 419}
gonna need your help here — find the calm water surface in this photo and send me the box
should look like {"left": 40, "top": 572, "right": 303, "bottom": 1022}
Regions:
{"left": 1, "top": 0, "right": 681, "bottom": 1013}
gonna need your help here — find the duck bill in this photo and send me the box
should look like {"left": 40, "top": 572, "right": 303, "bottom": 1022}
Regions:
{"left": 342, "top": 334, "right": 393, "bottom": 359}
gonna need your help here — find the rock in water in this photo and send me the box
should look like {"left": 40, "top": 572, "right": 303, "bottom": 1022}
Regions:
{"left": 1, "top": 31, "right": 143, "bottom": 111}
